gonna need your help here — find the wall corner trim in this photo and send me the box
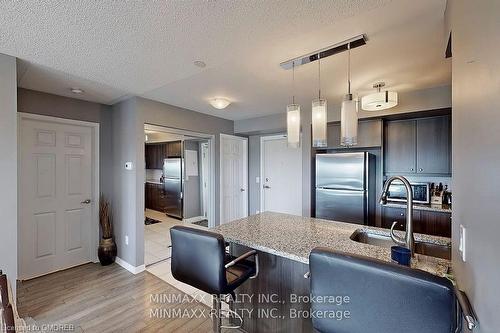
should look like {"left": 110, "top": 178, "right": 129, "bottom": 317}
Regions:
{"left": 115, "top": 257, "right": 146, "bottom": 274}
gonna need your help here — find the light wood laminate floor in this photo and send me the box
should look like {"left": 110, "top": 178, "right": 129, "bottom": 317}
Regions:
{"left": 17, "top": 263, "right": 235, "bottom": 333}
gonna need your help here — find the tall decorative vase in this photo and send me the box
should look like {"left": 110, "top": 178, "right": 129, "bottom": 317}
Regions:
{"left": 98, "top": 237, "right": 117, "bottom": 266}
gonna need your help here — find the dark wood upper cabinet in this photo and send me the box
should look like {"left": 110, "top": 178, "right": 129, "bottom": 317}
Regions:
{"left": 384, "top": 115, "right": 451, "bottom": 175}
{"left": 167, "top": 141, "right": 182, "bottom": 158}
{"left": 384, "top": 120, "right": 417, "bottom": 174}
{"left": 145, "top": 141, "right": 183, "bottom": 169}
{"left": 145, "top": 144, "right": 155, "bottom": 169}
{"left": 327, "top": 119, "right": 382, "bottom": 148}
{"left": 416, "top": 116, "right": 451, "bottom": 174}
{"left": 145, "top": 143, "right": 166, "bottom": 169}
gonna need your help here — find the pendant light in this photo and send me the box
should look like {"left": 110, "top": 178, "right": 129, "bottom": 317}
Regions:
{"left": 287, "top": 63, "right": 301, "bottom": 148}
{"left": 361, "top": 82, "right": 398, "bottom": 111}
{"left": 312, "top": 57, "right": 327, "bottom": 148}
{"left": 340, "top": 43, "right": 358, "bottom": 147}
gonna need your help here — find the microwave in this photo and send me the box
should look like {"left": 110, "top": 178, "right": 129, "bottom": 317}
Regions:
{"left": 386, "top": 182, "right": 430, "bottom": 204}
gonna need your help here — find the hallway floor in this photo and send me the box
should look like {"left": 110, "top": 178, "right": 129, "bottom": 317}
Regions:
{"left": 144, "top": 209, "right": 179, "bottom": 266}
{"left": 17, "top": 263, "right": 231, "bottom": 332}
{"left": 144, "top": 209, "right": 215, "bottom": 308}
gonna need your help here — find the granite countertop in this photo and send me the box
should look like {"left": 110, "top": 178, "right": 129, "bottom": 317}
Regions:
{"left": 383, "top": 202, "right": 452, "bottom": 213}
{"left": 213, "top": 212, "right": 451, "bottom": 277}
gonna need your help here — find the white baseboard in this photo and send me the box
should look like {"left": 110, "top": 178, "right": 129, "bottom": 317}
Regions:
{"left": 115, "top": 257, "right": 146, "bottom": 274}
{"left": 183, "top": 216, "right": 206, "bottom": 223}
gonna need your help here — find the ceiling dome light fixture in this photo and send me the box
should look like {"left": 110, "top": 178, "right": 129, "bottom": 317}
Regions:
{"left": 70, "top": 87, "right": 84, "bottom": 94}
{"left": 361, "top": 82, "right": 398, "bottom": 111}
{"left": 194, "top": 60, "right": 206, "bottom": 68}
{"left": 210, "top": 98, "right": 231, "bottom": 109}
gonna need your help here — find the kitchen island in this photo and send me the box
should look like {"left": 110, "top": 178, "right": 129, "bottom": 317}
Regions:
{"left": 213, "top": 212, "right": 451, "bottom": 333}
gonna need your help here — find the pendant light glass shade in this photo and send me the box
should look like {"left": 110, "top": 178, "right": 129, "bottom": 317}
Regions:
{"left": 341, "top": 94, "right": 358, "bottom": 147}
{"left": 287, "top": 63, "right": 300, "bottom": 148}
{"left": 340, "top": 43, "right": 358, "bottom": 147}
{"left": 312, "top": 98, "right": 327, "bottom": 147}
{"left": 287, "top": 104, "right": 301, "bottom": 148}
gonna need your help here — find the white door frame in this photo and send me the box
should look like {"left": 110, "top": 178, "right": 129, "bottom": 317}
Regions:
{"left": 18, "top": 112, "right": 100, "bottom": 278}
{"left": 144, "top": 124, "right": 216, "bottom": 228}
{"left": 220, "top": 134, "right": 248, "bottom": 224}
{"left": 260, "top": 134, "right": 302, "bottom": 214}
{"left": 200, "top": 142, "right": 209, "bottom": 218}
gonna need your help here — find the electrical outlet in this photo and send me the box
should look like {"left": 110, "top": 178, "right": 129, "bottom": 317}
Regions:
{"left": 459, "top": 225, "right": 466, "bottom": 262}
{"left": 125, "top": 235, "right": 129, "bottom": 246}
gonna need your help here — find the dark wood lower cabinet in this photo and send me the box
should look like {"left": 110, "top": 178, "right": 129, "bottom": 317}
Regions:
{"left": 231, "top": 244, "right": 312, "bottom": 333}
{"left": 381, "top": 206, "right": 451, "bottom": 237}
{"left": 145, "top": 183, "right": 168, "bottom": 212}
{"left": 418, "top": 210, "right": 452, "bottom": 238}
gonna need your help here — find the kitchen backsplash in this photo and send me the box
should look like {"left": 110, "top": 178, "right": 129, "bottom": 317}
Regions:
{"left": 388, "top": 176, "right": 452, "bottom": 192}
{"left": 146, "top": 169, "right": 163, "bottom": 182}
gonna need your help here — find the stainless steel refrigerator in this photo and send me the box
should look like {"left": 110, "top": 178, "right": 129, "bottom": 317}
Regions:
{"left": 315, "top": 152, "right": 375, "bottom": 225}
{"left": 163, "top": 158, "right": 183, "bottom": 219}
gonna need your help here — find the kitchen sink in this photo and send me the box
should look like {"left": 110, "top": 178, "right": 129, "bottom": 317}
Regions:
{"left": 350, "top": 230, "right": 451, "bottom": 260}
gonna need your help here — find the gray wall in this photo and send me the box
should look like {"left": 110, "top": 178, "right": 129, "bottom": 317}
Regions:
{"left": 236, "top": 85, "right": 452, "bottom": 218}
{"left": 448, "top": 0, "right": 500, "bottom": 331}
{"left": 0, "top": 54, "right": 17, "bottom": 290}
{"left": 111, "top": 96, "right": 233, "bottom": 267}
{"left": 247, "top": 135, "right": 263, "bottom": 215}
{"left": 17, "top": 88, "right": 104, "bottom": 123}
{"left": 183, "top": 140, "right": 202, "bottom": 219}
{"left": 110, "top": 98, "right": 144, "bottom": 267}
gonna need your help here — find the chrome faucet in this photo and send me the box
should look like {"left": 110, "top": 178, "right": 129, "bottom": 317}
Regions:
{"left": 379, "top": 176, "right": 415, "bottom": 257}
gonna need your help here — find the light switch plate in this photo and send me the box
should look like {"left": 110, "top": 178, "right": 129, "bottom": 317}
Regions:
{"left": 459, "top": 225, "right": 466, "bottom": 262}
{"left": 256, "top": 177, "right": 260, "bottom": 184}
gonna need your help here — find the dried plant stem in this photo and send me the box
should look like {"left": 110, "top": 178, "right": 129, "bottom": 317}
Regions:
{"left": 99, "top": 195, "right": 113, "bottom": 239}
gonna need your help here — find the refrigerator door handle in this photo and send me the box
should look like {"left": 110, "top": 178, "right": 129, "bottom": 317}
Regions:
{"left": 316, "top": 187, "right": 366, "bottom": 193}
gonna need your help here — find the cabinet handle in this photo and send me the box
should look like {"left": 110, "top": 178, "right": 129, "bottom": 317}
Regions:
{"left": 400, "top": 213, "right": 404, "bottom": 216}
{"left": 419, "top": 168, "right": 423, "bottom": 172}
{"left": 410, "top": 168, "right": 414, "bottom": 172}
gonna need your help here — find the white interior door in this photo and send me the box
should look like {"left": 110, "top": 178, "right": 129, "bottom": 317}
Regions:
{"left": 19, "top": 116, "right": 95, "bottom": 279}
{"left": 261, "top": 135, "right": 302, "bottom": 216}
{"left": 220, "top": 134, "right": 248, "bottom": 224}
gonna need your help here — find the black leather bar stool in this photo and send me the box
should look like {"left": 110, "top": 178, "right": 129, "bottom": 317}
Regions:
{"left": 308, "top": 247, "right": 457, "bottom": 333}
{"left": 170, "top": 226, "right": 258, "bottom": 332}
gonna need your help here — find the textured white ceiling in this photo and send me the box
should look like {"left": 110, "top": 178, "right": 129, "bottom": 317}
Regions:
{"left": 0, "top": 0, "right": 450, "bottom": 120}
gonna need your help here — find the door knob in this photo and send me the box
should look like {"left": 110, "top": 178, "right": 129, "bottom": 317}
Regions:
{"left": 81, "top": 199, "right": 91, "bottom": 204}
{"left": 263, "top": 185, "right": 271, "bottom": 189}
{"left": 240, "top": 188, "right": 246, "bottom": 192}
